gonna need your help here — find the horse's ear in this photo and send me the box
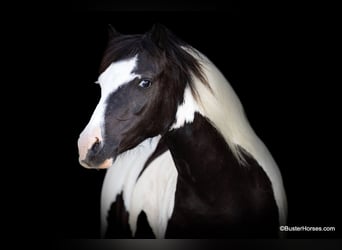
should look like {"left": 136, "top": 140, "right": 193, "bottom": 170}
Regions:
{"left": 147, "top": 23, "right": 170, "bottom": 48}
{"left": 107, "top": 24, "right": 121, "bottom": 39}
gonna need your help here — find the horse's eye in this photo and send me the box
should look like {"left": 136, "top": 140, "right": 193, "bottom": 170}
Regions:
{"left": 138, "top": 79, "right": 152, "bottom": 88}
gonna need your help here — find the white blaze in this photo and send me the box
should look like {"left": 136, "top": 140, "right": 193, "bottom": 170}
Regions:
{"left": 78, "top": 56, "right": 139, "bottom": 166}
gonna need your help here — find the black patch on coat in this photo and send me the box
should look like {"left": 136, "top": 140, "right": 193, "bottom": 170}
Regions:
{"left": 164, "top": 113, "right": 279, "bottom": 238}
{"left": 104, "top": 192, "right": 132, "bottom": 238}
{"left": 138, "top": 137, "right": 169, "bottom": 178}
{"left": 135, "top": 211, "right": 156, "bottom": 238}
{"left": 104, "top": 195, "right": 156, "bottom": 238}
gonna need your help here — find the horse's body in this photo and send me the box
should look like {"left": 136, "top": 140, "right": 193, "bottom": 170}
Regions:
{"left": 77, "top": 24, "right": 287, "bottom": 238}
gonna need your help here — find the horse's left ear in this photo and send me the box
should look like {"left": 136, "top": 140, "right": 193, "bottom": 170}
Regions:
{"left": 107, "top": 24, "right": 121, "bottom": 39}
{"left": 147, "top": 23, "right": 170, "bottom": 48}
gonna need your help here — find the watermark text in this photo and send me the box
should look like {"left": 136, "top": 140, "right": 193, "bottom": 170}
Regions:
{"left": 280, "top": 225, "right": 335, "bottom": 232}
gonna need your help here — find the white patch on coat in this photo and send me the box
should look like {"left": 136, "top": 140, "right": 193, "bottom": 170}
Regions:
{"left": 129, "top": 150, "right": 177, "bottom": 238}
{"left": 100, "top": 136, "right": 178, "bottom": 238}
{"left": 170, "top": 86, "right": 203, "bottom": 130}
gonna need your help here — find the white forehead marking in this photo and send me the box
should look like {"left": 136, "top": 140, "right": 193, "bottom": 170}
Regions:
{"left": 80, "top": 56, "right": 140, "bottom": 149}
{"left": 98, "top": 55, "right": 140, "bottom": 97}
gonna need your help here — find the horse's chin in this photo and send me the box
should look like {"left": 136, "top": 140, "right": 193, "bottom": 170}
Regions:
{"left": 79, "top": 157, "right": 114, "bottom": 170}
{"left": 96, "top": 158, "right": 114, "bottom": 169}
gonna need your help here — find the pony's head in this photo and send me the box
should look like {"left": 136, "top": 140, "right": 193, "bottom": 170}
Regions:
{"left": 78, "top": 24, "right": 206, "bottom": 169}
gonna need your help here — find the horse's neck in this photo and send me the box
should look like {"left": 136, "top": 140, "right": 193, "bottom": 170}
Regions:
{"left": 164, "top": 112, "right": 280, "bottom": 230}
{"left": 165, "top": 112, "right": 240, "bottom": 185}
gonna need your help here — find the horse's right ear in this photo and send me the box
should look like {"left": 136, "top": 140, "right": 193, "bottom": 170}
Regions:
{"left": 147, "top": 23, "right": 170, "bottom": 49}
{"left": 107, "top": 24, "right": 121, "bottom": 39}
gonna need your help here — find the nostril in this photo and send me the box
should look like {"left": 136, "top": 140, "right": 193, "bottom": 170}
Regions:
{"left": 90, "top": 137, "right": 101, "bottom": 153}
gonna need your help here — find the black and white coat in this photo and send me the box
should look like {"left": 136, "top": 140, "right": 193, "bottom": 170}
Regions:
{"left": 77, "top": 25, "right": 287, "bottom": 238}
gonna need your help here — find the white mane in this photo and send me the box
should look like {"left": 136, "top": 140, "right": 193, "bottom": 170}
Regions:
{"left": 189, "top": 48, "right": 288, "bottom": 227}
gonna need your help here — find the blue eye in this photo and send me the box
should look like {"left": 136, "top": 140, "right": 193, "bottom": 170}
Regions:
{"left": 138, "top": 79, "right": 152, "bottom": 88}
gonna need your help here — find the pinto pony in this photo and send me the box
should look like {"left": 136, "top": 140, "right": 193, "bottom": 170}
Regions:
{"left": 77, "top": 24, "right": 287, "bottom": 238}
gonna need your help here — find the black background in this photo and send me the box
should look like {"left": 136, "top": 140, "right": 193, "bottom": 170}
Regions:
{"left": 14, "top": 1, "right": 340, "bottom": 245}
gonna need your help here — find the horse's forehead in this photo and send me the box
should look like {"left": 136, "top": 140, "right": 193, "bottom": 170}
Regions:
{"left": 134, "top": 52, "right": 162, "bottom": 74}
{"left": 98, "top": 55, "right": 139, "bottom": 95}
